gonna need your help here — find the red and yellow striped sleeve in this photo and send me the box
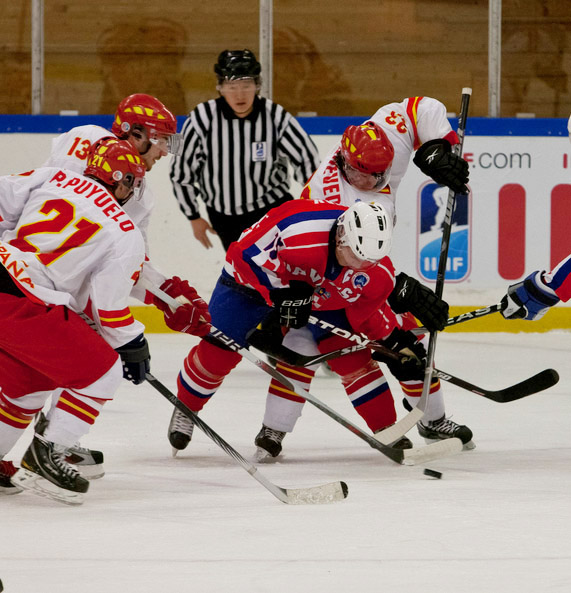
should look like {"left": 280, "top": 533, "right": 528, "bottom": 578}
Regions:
{"left": 98, "top": 306, "right": 135, "bottom": 328}
{"left": 405, "top": 96, "right": 423, "bottom": 150}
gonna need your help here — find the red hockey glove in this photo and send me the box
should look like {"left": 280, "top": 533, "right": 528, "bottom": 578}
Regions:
{"left": 154, "top": 276, "right": 211, "bottom": 337}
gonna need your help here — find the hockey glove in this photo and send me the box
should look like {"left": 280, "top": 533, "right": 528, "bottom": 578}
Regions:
{"left": 246, "top": 311, "right": 286, "bottom": 359}
{"left": 270, "top": 281, "right": 314, "bottom": 329}
{"left": 501, "top": 271, "right": 560, "bottom": 321}
{"left": 374, "top": 328, "right": 427, "bottom": 382}
{"left": 116, "top": 334, "right": 150, "bottom": 385}
{"left": 153, "top": 276, "right": 211, "bottom": 337}
{"left": 388, "top": 272, "right": 449, "bottom": 332}
{"left": 413, "top": 138, "right": 469, "bottom": 194}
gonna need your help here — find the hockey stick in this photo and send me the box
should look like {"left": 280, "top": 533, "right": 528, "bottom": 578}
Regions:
{"left": 419, "top": 88, "right": 472, "bottom": 410}
{"left": 207, "top": 328, "right": 462, "bottom": 466}
{"left": 411, "top": 303, "right": 503, "bottom": 335}
{"left": 145, "top": 372, "right": 348, "bottom": 504}
{"left": 146, "top": 283, "right": 462, "bottom": 465}
{"left": 258, "top": 342, "right": 559, "bottom": 404}
{"left": 261, "top": 316, "right": 558, "bottom": 404}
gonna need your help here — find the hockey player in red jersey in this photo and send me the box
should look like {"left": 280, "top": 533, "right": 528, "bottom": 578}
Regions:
{"left": 0, "top": 139, "right": 153, "bottom": 503}
{"left": 33, "top": 94, "right": 211, "bottom": 479}
{"left": 248, "top": 100, "right": 474, "bottom": 460}
{"left": 165, "top": 199, "right": 428, "bottom": 456}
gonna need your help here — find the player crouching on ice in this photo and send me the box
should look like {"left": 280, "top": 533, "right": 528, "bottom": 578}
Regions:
{"left": 166, "top": 199, "right": 437, "bottom": 458}
{"left": 0, "top": 138, "right": 210, "bottom": 504}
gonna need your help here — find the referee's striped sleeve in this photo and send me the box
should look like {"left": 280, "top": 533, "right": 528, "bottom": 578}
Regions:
{"left": 276, "top": 109, "right": 320, "bottom": 185}
{"left": 169, "top": 110, "right": 205, "bottom": 220}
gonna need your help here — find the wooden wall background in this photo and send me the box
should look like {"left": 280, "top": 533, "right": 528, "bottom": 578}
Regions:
{"left": 1, "top": 0, "right": 570, "bottom": 118}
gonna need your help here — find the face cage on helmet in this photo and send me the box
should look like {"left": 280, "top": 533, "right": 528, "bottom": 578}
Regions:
{"left": 148, "top": 132, "right": 183, "bottom": 156}
{"left": 342, "top": 159, "right": 392, "bottom": 192}
{"left": 117, "top": 173, "right": 146, "bottom": 205}
{"left": 131, "top": 127, "right": 182, "bottom": 157}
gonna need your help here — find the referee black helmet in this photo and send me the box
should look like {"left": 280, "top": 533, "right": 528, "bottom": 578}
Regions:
{"left": 215, "top": 49, "right": 261, "bottom": 83}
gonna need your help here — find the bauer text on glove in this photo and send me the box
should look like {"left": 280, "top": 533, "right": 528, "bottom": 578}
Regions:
{"left": 270, "top": 281, "right": 314, "bottom": 329}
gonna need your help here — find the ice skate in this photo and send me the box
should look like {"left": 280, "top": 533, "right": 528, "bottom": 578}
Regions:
{"left": 254, "top": 425, "right": 286, "bottom": 462}
{"left": 64, "top": 443, "right": 105, "bottom": 479}
{"left": 35, "top": 412, "right": 104, "bottom": 479}
{"left": 168, "top": 407, "right": 194, "bottom": 456}
{"left": 417, "top": 415, "right": 475, "bottom": 450}
{"left": 374, "top": 423, "right": 414, "bottom": 449}
{"left": 0, "top": 460, "right": 23, "bottom": 495}
{"left": 12, "top": 435, "right": 89, "bottom": 505}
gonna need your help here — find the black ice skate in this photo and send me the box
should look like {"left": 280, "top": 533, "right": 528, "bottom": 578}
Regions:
{"left": 0, "top": 460, "right": 22, "bottom": 495}
{"left": 254, "top": 425, "right": 286, "bottom": 462}
{"left": 168, "top": 408, "right": 194, "bottom": 456}
{"left": 375, "top": 428, "right": 413, "bottom": 450}
{"left": 35, "top": 412, "right": 105, "bottom": 479}
{"left": 417, "top": 415, "right": 475, "bottom": 450}
{"left": 11, "top": 435, "right": 90, "bottom": 505}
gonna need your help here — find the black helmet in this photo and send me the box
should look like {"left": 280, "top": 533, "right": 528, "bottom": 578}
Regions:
{"left": 214, "top": 49, "right": 261, "bottom": 82}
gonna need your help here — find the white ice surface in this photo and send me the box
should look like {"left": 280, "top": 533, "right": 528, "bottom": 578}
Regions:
{"left": 2, "top": 331, "right": 571, "bottom": 593}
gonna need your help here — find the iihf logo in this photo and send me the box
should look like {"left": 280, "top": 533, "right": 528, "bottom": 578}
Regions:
{"left": 252, "top": 141, "right": 267, "bottom": 162}
{"left": 417, "top": 183, "right": 471, "bottom": 282}
{"left": 352, "top": 273, "right": 370, "bottom": 288}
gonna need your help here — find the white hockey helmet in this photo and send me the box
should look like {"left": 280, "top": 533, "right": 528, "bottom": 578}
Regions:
{"left": 336, "top": 201, "right": 393, "bottom": 262}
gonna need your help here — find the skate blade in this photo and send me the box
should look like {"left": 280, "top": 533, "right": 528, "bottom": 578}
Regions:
{"left": 423, "top": 437, "right": 476, "bottom": 451}
{"left": 11, "top": 468, "right": 85, "bottom": 506}
{"left": 253, "top": 447, "right": 280, "bottom": 463}
{"left": 73, "top": 464, "right": 105, "bottom": 480}
{"left": 0, "top": 483, "right": 23, "bottom": 495}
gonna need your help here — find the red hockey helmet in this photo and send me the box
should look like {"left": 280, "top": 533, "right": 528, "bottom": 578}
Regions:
{"left": 85, "top": 138, "right": 146, "bottom": 202}
{"left": 111, "top": 94, "right": 179, "bottom": 153}
{"left": 340, "top": 121, "right": 394, "bottom": 190}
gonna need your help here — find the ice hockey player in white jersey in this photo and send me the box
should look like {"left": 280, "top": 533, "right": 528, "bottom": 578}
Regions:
{"left": 247, "top": 98, "right": 473, "bottom": 461}
{"left": 0, "top": 139, "right": 150, "bottom": 503}
{"left": 34, "top": 94, "right": 211, "bottom": 478}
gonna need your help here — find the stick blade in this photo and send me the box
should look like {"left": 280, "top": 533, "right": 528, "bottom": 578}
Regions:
{"left": 282, "top": 480, "right": 349, "bottom": 505}
{"left": 492, "top": 368, "right": 559, "bottom": 403}
{"left": 402, "top": 438, "right": 464, "bottom": 466}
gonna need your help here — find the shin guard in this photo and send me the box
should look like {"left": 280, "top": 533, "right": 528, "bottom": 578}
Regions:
{"left": 177, "top": 340, "right": 242, "bottom": 411}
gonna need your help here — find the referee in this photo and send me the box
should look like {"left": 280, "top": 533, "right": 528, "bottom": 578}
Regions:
{"left": 169, "top": 49, "right": 320, "bottom": 251}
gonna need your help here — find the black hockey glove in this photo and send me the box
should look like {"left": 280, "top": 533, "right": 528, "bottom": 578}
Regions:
{"left": 269, "top": 281, "right": 314, "bottom": 329}
{"left": 373, "top": 328, "right": 427, "bottom": 382}
{"left": 413, "top": 138, "right": 469, "bottom": 194}
{"left": 246, "top": 310, "right": 285, "bottom": 358}
{"left": 115, "top": 334, "right": 150, "bottom": 385}
{"left": 388, "top": 272, "right": 449, "bottom": 332}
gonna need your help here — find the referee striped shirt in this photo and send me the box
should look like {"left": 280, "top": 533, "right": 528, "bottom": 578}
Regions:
{"left": 169, "top": 96, "right": 320, "bottom": 219}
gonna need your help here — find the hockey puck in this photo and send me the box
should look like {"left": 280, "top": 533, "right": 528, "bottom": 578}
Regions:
{"left": 423, "top": 468, "right": 442, "bottom": 479}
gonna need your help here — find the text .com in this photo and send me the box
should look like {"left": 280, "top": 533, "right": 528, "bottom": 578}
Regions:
{"left": 463, "top": 152, "right": 531, "bottom": 169}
